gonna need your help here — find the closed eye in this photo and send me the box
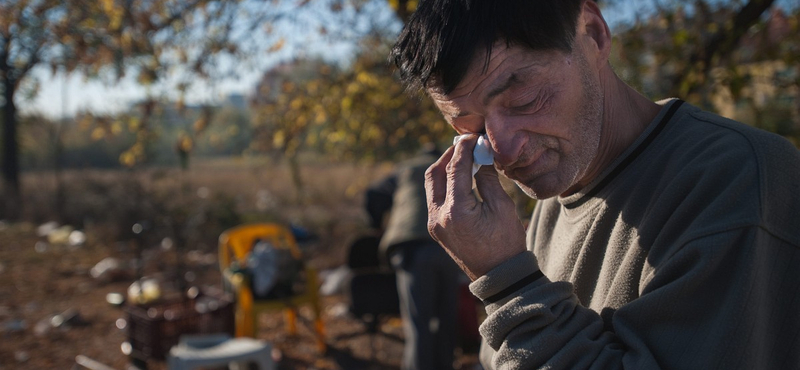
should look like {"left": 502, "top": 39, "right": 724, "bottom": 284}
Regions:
{"left": 509, "top": 92, "right": 548, "bottom": 115}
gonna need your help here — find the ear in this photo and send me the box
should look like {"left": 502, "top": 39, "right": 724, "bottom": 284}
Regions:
{"left": 579, "top": 1, "right": 612, "bottom": 67}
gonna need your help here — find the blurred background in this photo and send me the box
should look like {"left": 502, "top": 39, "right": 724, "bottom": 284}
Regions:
{"left": 0, "top": 0, "right": 798, "bottom": 369}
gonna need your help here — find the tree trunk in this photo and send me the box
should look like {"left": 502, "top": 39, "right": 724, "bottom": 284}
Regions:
{"left": 287, "top": 153, "right": 304, "bottom": 204}
{"left": 53, "top": 124, "right": 65, "bottom": 223}
{"left": 2, "top": 77, "right": 21, "bottom": 220}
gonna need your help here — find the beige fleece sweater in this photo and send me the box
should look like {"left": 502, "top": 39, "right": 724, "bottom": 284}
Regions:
{"left": 470, "top": 100, "right": 800, "bottom": 369}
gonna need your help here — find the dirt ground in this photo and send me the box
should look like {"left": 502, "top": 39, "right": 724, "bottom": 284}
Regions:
{"left": 0, "top": 222, "right": 481, "bottom": 370}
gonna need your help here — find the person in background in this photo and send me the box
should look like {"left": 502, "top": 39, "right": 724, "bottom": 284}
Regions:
{"left": 389, "top": 0, "right": 800, "bottom": 369}
{"left": 366, "top": 143, "right": 463, "bottom": 370}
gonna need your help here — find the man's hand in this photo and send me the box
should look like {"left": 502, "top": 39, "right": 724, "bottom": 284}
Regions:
{"left": 426, "top": 134, "right": 527, "bottom": 280}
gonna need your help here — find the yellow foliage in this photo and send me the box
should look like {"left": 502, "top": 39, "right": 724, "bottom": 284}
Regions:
{"left": 128, "top": 116, "right": 141, "bottom": 131}
{"left": 111, "top": 121, "right": 123, "bottom": 135}
{"left": 178, "top": 135, "right": 193, "bottom": 152}
{"left": 91, "top": 127, "right": 106, "bottom": 141}
{"left": 131, "top": 143, "right": 144, "bottom": 156}
{"left": 328, "top": 131, "right": 346, "bottom": 143}
{"left": 193, "top": 117, "right": 208, "bottom": 132}
{"left": 341, "top": 96, "right": 353, "bottom": 111}
{"left": 364, "top": 126, "right": 382, "bottom": 141}
{"left": 120, "top": 151, "right": 136, "bottom": 167}
{"left": 80, "top": 17, "right": 96, "bottom": 29}
{"left": 290, "top": 98, "right": 303, "bottom": 110}
{"left": 120, "top": 32, "right": 132, "bottom": 50}
{"left": 273, "top": 130, "right": 286, "bottom": 148}
{"left": 314, "top": 110, "right": 327, "bottom": 124}
{"left": 356, "top": 71, "right": 377, "bottom": 86}
{"left": 346, "top": 82, "right": 361, "bottom": 94}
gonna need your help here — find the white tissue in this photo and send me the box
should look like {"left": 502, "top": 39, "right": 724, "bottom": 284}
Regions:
{"left": 453, "top": 134, "right": 495, "bottom": 176}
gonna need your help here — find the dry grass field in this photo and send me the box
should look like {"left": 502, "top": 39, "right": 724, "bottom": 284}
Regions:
{"left": 0, "top": 157, "right": 482, "bottom": 370}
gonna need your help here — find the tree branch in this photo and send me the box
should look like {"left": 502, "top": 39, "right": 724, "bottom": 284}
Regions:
{"left": 675, "top": 0, "right": 776, "bottom": 97}
{"left": 695, "top": 0, "right": 776, "bottom": 72}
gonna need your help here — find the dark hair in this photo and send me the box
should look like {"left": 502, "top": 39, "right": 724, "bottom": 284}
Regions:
{"left": 390, "top": 0, "right": 585, "bottom": 94}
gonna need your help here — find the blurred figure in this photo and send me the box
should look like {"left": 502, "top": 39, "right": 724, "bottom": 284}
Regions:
{"left": 366, "top": 143, "right": 462, "bottom": 370}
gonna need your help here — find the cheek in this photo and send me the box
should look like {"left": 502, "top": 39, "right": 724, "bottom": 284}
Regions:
{"left": 513, "top": 112, "right": 570, "bottom": 141}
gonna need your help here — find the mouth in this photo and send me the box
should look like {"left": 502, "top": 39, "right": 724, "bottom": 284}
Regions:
{"left": 500, "top": 148, "right": 554, "bottom": 184}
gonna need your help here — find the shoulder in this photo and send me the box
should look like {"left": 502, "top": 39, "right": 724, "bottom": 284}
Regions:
{"left": 664, "top": 103, "right": 800, "bottom": 245}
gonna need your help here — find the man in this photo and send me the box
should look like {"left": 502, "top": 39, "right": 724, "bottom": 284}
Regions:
{"left": 366, "top": 144, "right": 463, "bottom": 370}
{"left": 390, "top": 1, "right": 800, "bottom": 369}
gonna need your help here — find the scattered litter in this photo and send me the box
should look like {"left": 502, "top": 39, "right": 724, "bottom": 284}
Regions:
{"left": 68, "top": 230, "right": 87, "bottom": 246}
{"left": 34, "top": 308, "right": 89, "bottom": 336}
{"left": 106, "top": 293, "right": 125, "bottom": 307}
{"left": 120, "top": 341, "right": 133, "bottom": 356}
{"left": 36, "top": 221, "right": 59, "bottom": 237}
{"left": 51, "top": 308, "right": 88, "bottom": 328}
{"left": 326, "top": 302, "right": 350, "bottom": 318}
{"left": 47, "top": 225, "right": 74, "bottom": 244}
{"left": 186, "top": 250, "right": 216, "bottom": 266}
{"left": 74, "top": 355, "right": 117, "bottom": 370}
{"left": 319, "top": 266, "right": 352, "bottom": 296}
{"left": 127, "top": 277, "right": 162, "bottom": 305}
{"left": 90, "top": 257, "right": 132, "bottom": 283}
{"left": 160, "top": 237, "right": 174, "bottom": 251}
{"left": 33, "top": 318, "right": 51, "bottom": 337}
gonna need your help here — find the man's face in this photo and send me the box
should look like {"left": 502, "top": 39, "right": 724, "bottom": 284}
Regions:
{"left": 429, "top": 42, "right": 604, "bottom": 199}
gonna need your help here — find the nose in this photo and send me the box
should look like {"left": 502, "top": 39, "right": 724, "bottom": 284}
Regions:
{"left": 485, "top": 115, "right": 523, "bottom": 167}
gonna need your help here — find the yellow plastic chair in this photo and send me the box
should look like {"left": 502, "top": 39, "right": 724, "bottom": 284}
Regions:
{"left": 218, "top": 223, "right": 325, "bottom": 352}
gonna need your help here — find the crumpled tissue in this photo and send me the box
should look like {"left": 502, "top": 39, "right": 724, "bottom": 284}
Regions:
{"left": 453, "top": 134, "right": 494, "bottom": 176}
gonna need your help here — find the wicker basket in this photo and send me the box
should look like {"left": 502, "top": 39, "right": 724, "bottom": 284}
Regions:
{"left": 124, "top": 288, "right": 235, "bottom": 361}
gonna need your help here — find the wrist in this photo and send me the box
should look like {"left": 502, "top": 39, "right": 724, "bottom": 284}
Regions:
{"left": 469, "top": 251, "right": 541, "bottom": 303}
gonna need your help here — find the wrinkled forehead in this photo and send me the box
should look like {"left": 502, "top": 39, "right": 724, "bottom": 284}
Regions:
{"left": 428, "top": 42, "right": 562, "bottom": 99}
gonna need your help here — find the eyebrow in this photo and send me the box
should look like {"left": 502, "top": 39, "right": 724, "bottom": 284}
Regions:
{"left": 453, "top": 73, "right": 521, "bottom": 119}
{"left": 483, "top": 73, "right": 522, "bottom": 106}
{"left": 451, "top": 63, "right": 544, "bottom": 118}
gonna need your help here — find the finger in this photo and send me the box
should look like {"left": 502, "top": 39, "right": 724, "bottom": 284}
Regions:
{"left": 447, "top": 134, "right": 479, "bottom": 206}
{"left": 425, "top": 145, "right": 455, "bottom": 209}
{"left": 474, "top": 165, "right": 513, "bottom": 209}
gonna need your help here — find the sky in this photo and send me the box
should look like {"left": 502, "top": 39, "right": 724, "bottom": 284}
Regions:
{"left": 19, "top": 0, "right": 379, "bottom": 119}
{"left": 15, "top": 0, "right": 795, "bottom": 119}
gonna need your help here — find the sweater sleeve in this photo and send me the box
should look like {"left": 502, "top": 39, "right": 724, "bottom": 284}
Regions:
{"left": 470, "top": 227, "right": 800, "bottom": 370}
